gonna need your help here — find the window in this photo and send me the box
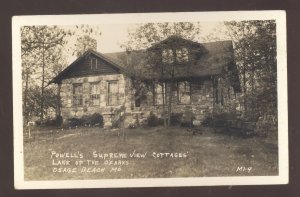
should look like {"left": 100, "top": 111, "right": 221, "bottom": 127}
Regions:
{"left": 153, "top": 83, "right": 165, "bottom": 105}
{"left": 134, "top": 92, "right": 141, "bottom": 108}
{"left": 162, "top": 48, "right": 189, "bottom": 64}
{"left": 178, "top": 81, "right": 191, "bottom": 104}
{"left": 90, "top": 82, "right": 100, "bottom": 106}
{"left": 107, "top": 81, "right": 119, "bottom": 106}
{"left": 216, "top": 86, "right": 223, "bottom": 105}
{"left": 176, "top": 48, "right": 189, "bottom": 63}
{"left": 73, "top": 84, "right": 83, "bottom": 107}
{"left": 135, "top": 97, "right": 141, "bottom": 108}
{"left": 91, "top": 57, "right": 98, "bottom": 70}
{"left": 162, "top": 49, "right": 174, "bottom": 64}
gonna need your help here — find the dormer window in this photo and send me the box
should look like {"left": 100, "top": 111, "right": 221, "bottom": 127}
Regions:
{"left": 162, "top": 49, "right": 174, "bottom": 64}
{"left": 162, "top": 48, "right": 189, "bottom": 64}
{"left": 90, "top": 57, "right": 98, "bottom": 70}
{"left": 176, "top": 48, "right": 189, "bottom": 63}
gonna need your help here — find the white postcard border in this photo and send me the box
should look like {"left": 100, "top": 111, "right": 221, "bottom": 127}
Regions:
{"left": 12, "top": 10, "right": 288, "bottom": 189}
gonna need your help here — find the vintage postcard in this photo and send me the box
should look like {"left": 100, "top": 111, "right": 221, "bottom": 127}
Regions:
{"left": 13, "top": 11, "right": 288, "bottom": 189}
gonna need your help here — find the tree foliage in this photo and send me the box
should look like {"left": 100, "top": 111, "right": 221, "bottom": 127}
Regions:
{"left": 69, "top": 24, "right": 102, "bottom": 57}
{"left": 75, "top": 35, "right": 97, "bottom": 57}
{"left": 224, "top": 20, "right": 277, "bottom": 122}
{"left": 122, "top": 22, "right": 202, "bottom": 126}
{"left": 122, "top": 22, "right": 201, "bottom": 51}
{"left": 21, "top": 25, "right": 102, "bottom": 124}
{"left": 21, "top": 26, "right": 70, "bottom": 123}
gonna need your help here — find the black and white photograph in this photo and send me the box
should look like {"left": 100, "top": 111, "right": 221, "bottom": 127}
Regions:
{"left": 12, "top": 11, "right": 288, "bottom": 189}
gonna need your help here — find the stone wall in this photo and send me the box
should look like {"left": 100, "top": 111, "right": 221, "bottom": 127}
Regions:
{"left": 59, "top": 74, "right": 239, "bottom": 128}
{"left": 213, "top": 76, "right": 241, "bottom": 114}
{"left": 137, "top": 80, "right": 215, "bottom": 122}
{"left": 60, "top": 74, "right": 130, "bottom": 127}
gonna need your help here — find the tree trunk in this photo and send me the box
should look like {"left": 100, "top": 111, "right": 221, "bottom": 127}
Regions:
{"left": 163, "top": 93, "right": 167, "bottom": 127}
{"left": 166, "top": 49, "right": 177, "bottom": 127}
{"left": 40, "top": 43, "right": 45, "bottom": 121}
{"left": 243, "top": 63, "right": 247, "bottom": 112}
{"left": 56, "top": 83, "right": 61, "bottom": 117}
{"left": 167, "top": 82, "right": 176, "bottom": 127}
{"left": 24, "top": 70, "right": 29, "bottom": 124}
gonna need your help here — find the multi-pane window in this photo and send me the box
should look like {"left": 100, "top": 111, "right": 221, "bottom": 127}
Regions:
{"left": 178, "top": 81, "right": 191, "bottom": 104}
{"left": 73, "top": 83, "right": 83, "bottom": 107}
{"left": 162, "top": 49, "right": 174, "bottom": 64}
{"left": 107, "top": 81, "right": 119, "bottom": 106}
{"left": 90, "top": 82, "right": 100, "bottom": 106}
{"left": 162, "top": 48, "right": 189, "bottom": 64}
{"left": 153, "top": 83, "right": 165, "bottom": 105}
{"left": 176, "top": 48, "right": 189, "bottom": 63}
{"left": 215, "top": 85, "right": 223, "bottom": 105}
{"left": 91, "top": 57, "right": 98, "bottom": 70}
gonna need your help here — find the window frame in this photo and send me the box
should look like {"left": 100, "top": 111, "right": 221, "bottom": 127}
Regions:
{"left": 177, "top": 81, "right": 192, "bottom": 105}
{"left": 161, "top": 49, "right": 174, "bottom": 64}
{"left": 107, "top": 80, "right": 119, "bottom": 106}
{"left": 176, "top": 47, "right": 189, "bottom": 63}
{"left": 89, "top": 82, "right": 100, "bottom": 106}
{"left": 72, "top": 83, "right": 83, "bottom": 107}
{"left": 90, "top": 57, "right": 98, "bottom": 70}
{"left": 153, "top": 82, "right": 166, "bottom": 106}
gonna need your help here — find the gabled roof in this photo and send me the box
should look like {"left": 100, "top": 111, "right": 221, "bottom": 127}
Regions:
{"left": 147, "top": 35, "right": 205, "bottom": 50}
{"left": 104, "top": 39, "right": 241, "bottom": 92}
{"left": 105, "top": 40, "right": 235, "bottom": 79}
{"left": 49, "top": 49, "right": 125, "bottom": 84}
{"left": 50, "top": 37, "right": 240, "bottom": 92}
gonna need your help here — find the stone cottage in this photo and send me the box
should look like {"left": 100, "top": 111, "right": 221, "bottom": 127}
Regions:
{"left": 50, "top": 36, "right": 241, "bottom": 127}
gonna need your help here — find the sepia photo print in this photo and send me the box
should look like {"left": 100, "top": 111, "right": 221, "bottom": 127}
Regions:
{"left": 13, "top": 11, "right": 288, "bottom": 189}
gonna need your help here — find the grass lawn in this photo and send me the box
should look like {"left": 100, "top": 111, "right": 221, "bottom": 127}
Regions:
{"left": 24, "top": 126, "right": 278, "bottom": 180}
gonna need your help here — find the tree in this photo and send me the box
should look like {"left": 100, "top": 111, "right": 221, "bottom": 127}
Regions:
{"left": 123, "top": 22, "right": 201, "bottom": 51}
{"left": 122, "top": 22, "right": 202, "bottom": 126}
{"left": 224, "top": 21, "right": 277, "bottom": 122}
{"left": 21, "top": 26, "right": 70, "bottom": 122}
{"left": 67, "top": 24, "right": 102, "bottom": 57}
{"left": 75, "top": 35, "right": 97, "bottom": 57}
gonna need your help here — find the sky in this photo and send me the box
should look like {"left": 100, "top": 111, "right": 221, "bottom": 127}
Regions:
{"left": 63, "top": 22, "right": 228, "bottom": 64}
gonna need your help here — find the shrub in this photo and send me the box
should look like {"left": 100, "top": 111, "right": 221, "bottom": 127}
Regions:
{"left": 128, "top": 114, "right": 141, "bottom": 129}
{"left": 68, "top": 113, "right": 104, "bottom": 128}
{"left": 202, "top": 112, "right": 237, "bottom": 127}
{"left": 146, "top": 112, "right": 164, "bottom": 127}
{"left": 128, "top": 123, "right": 138, "bottom": 129}
{"left": 255, "top": 116, "right": 277, "bottom": 137}
{"left": 90, "top": 113, "right": 104, "bottom": 127}
{"left": 201, "top": 116, "right": 213, "bottom": 127}
{"left": 35, "top": 116, "right": 63, "bottom": 127}
{"left": 55, "top": 115, "right": 63, "bottom": 127}
{"left": 170, "top": 113, "right": 183, "bottom": 126}
{"left": 81, "top": 115, "right": 91, "bottom": 126}
{"left": 35, "top": 120, "right": 42, "bottom": 126}
{"left": 68, "top": 118, "right": 83, "bottom": 128}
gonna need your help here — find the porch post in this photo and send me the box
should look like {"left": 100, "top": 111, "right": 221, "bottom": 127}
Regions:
{"left": 56, "top": 83, "right": 61, "bottom": 117}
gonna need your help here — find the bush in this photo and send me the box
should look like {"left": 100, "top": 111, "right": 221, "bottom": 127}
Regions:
{"left": 68, "top": 113, "right": 104, "bottom": 128}
{"left": 146, "top": 112, "right": 164, "bottom": 127}
{"left": 170, "top": 113, "right": 183, "bottom": 126}
{"left": 55, "top": 115, "right": 63, "bottom": 127}
{"left": 255, "top": 116, "right": 277, "bottom": 137}
{"left": 202, "top": 112, "right": 237, "bottom": 127}
{"left": 68, "top": 118, "right": 83, "bottom": 128}
{"left": 35, "top": 116, "right": 63, "bottom": 127}
{"left": 90, "top": 113, "right": 104, "bottom": 127}
{"left": 201, "top": 116, "right": 213, "bottom": 127}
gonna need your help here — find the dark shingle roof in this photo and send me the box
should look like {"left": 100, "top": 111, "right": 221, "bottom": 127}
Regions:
{"left": 49, "top": 49, "right": 125, "bottom": 84}
{"left": 50, "top": 37, "right": 240, "bottom": 91}
{"left": 104, "top": 39, "right": 240, "bottom": 92}
{"left": 104, "top": 40, "right": 235, "bottom": 79}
